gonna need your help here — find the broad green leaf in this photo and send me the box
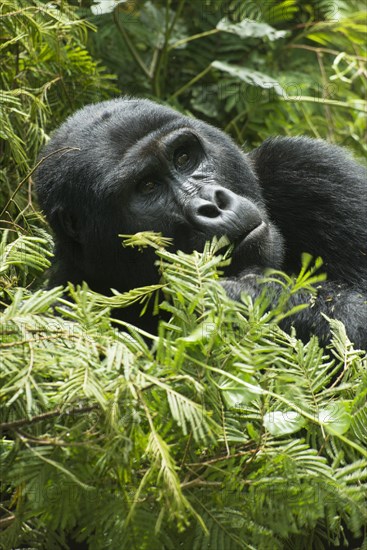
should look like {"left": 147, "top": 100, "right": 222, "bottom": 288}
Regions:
{"left": 217, "top": 17, "right": 288, "bottom": 41}
{"left": 212, "top": 61, "right": 284, "bottom": 95}
{"left": 318, "top": 403, "right": 351, "bottom": 435}
{"left": 263, "top": 410, "right": 306, "bottom": 435}
{"left": 91, "top": 0, "right": 125, "bottom": 15}
{"left": 219, "top": 375, "right": 262, "bottom": 408}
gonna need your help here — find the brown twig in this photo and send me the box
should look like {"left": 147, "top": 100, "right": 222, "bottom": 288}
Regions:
{"left": 0, "top": 147, "right": 79, "bottom": 219}
{"left": 0, "top": 404, "right": 97, "bottom": 432}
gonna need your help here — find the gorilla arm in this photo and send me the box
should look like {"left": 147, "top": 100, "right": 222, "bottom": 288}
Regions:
{"left": 249, "top": 136, "right": 367, "bottom": 285}
{"left": 223, "top": 136, "right": 367, "bottom": 349}
{"left": 222, "top": 273, "right": 367, "bottom": 349}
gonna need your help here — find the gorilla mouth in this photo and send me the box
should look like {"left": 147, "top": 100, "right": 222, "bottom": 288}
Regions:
{"left": 237, "top": 221, "right": 267, "bottom": 248}
{"left": 180, "top": 221, "right": 268, "bottom": 263}
{"left": 226, "top": 221, "right": 268, "bottom": 274}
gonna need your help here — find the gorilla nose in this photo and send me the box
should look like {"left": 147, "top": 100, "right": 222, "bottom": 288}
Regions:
{"left": 196, "top": 188, "right": 231, "bottom": 218}
{"left": 188, "top": 185, "right": 263, "bottom": 239}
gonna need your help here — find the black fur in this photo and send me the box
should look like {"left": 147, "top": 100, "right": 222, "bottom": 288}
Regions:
{"left": 34, "top": 98, "right": 367, "bottom": 348}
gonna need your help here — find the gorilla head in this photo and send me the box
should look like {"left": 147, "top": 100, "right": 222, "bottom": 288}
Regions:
{"left": 35, "top": 98, "right": 283, "bottom": 296}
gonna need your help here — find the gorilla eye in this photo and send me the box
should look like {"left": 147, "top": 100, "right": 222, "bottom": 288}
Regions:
{"left": 174, "top": 149, "right": 190, "bottom": 169}
{"left": 138, "top": 180, "right": 159, "bottom": 194}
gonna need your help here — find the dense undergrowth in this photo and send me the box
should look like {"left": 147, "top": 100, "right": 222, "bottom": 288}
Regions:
{"left": 1, "top": 1, "right": 366, "bottom": 548}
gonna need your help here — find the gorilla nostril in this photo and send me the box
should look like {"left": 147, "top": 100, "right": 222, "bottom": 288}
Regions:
{"left": 198, "top": 203, "right": 220, "bottom": 218}
{"left": 215, "top": 189, "right": 230, "bottom": 209}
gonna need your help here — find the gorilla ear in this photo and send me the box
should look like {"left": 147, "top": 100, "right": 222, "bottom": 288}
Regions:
{"left": 55, "top": 207, "right": 82, "bottom": 243}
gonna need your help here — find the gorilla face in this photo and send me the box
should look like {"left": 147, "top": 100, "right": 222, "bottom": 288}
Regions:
{"left": 35, "top": 98, "right": 283, "bottom": 295}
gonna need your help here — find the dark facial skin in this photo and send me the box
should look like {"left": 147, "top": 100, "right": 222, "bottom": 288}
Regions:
{"left": 106, "top": 113, "right": 283, "bottom": 279}
{"left": 34, "top": 98, "right": 367, "bottom": 347}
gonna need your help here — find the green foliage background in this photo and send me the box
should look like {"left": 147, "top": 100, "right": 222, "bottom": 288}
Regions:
{"left": 0, "top": 1, "right": 366, "bottom": 548}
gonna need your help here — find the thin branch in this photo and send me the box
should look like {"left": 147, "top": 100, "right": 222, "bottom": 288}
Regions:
{"left": 169, "top": 64, "right": 212, "bottom": 101}
{"left": 0, "top": 405, "right": 97, "bottom": 432}
{"left": 281, "top": 95, "right": 367, "bottom": 113}
{"left": 288, "top": 44, "right": 367, "bottom": 61}
{"left": 0, "top": 147, "right": 79, "bottom": 219}
{"left": 316, "top": 51, "right": 334, "bottom": 141}
{"left": 169, "top": 28, "right": 219, "bottom": 50}
{"left": 113, "top": 10, "right": 151, "bottom": 79}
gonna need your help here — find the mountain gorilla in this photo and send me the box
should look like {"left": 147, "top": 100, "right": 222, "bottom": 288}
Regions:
{"left": 34, "top": 98, "right": 367, "bottom": 348}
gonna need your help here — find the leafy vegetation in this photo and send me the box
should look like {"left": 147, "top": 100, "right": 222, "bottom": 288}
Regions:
{"left": 0, "top": 0, "right": 116, "bottom": 214}
{"left": 0, "top": 1, "right": 366, "bottom": 548}
{"left": 1, "top": 235, "right": 367, "bottom": 548}
{"left": 88, "top": 0, "right": 367, "bottom": 156}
